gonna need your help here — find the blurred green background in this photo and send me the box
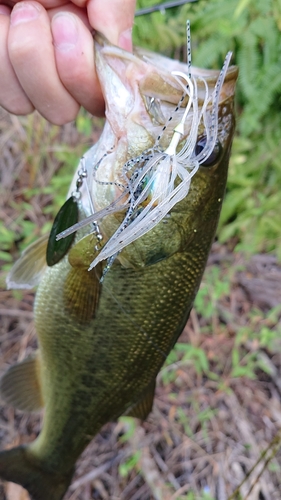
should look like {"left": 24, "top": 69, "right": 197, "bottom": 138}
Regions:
{"left": 134, "top": 0, "right": 281, "bottom": 257}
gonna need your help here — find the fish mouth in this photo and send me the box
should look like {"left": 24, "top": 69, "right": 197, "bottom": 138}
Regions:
{"left": 94, "top": 31, "right": 238, "bottom": 107}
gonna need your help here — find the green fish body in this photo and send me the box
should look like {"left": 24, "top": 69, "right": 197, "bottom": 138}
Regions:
{"left": 0, "top": 33, "right": 238, "bottom": 500}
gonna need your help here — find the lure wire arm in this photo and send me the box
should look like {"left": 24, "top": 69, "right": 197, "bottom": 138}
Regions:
{"left": 135, "top": 0, "right": 198, "bottom": 17}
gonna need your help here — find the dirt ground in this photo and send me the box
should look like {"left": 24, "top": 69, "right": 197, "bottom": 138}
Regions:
{"left": 1, "top": 109, "right": 281, "bottom": 499}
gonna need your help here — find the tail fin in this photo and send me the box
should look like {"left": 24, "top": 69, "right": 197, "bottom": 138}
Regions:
{"left": 0, "top": 446, "right": 74, "bottom": 500}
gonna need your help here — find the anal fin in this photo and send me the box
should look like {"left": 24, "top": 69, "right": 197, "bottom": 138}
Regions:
{"left": 0, "top": 352, "right": 43, "bottom": 412}
{"left": 125, "top": 380, "right": 156, "bottom": 421}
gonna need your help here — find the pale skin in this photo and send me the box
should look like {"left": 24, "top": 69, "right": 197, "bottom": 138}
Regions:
{"left": 0, "top": 0, "right": 136, "bottom": 124}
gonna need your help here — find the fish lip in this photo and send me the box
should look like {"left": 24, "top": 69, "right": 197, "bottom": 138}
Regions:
{"left": 94, "top": 31, "right": 238, "bottom": 101}
{"left": 192, "top": 64, "right": 239, "bottom": 82}
{"left": 135, "top": 47, "right": 239, "bottom": 84}
{"left": 94, "top": 31, "right": 112, "bottom": 47}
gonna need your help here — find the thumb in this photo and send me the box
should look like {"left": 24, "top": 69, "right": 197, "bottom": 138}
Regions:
{"left": 87, "top": 0, "right": 136, "bottom": 51}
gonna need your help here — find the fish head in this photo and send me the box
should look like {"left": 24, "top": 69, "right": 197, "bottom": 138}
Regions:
{"left": 65, "top": 33, "right": 238, "bottom": 270}
{"left": 92, "top": 33, "right": 237, "bottom": 187}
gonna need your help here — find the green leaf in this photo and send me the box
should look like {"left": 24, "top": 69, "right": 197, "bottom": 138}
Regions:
{"left": 119, "top": 450, "right": 141, "bottom": 477}
{"left": 234, "top": 0, "right": 253, "bottom": 18}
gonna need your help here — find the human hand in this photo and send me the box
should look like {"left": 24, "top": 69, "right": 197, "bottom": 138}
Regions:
{"left": 0, "top": 0, "right": 136, "bottom": 124}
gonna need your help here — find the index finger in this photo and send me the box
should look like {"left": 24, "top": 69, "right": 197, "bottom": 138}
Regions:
{"left": 86, "top": 0, "right": 136, "bottom": 51}
{"left": 5, "top": 0, "right": 136, "bottom": 49}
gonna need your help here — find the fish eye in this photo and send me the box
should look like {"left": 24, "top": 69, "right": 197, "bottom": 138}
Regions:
{"left": 195, "top": 137, "right": 222, "bottom": 167}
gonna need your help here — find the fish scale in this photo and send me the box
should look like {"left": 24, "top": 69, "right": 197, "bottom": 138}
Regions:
{"left": 0, "top": 31, "right": 238, "bottom": 500}
{"left": 28, "top": 156, "right": 230, "bottom": 477}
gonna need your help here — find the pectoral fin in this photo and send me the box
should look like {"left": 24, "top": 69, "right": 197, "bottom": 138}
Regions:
{"left": 0, "top": 352, "right": 43, "bottom": 412}
{"left": 125, "top": 380, "right": 156, "bottom": 420}
{"left": 64, "top": 266, "right": 102, "bottom": 324}
{"left": 64, "top": 234, "right": 103, "bottom": 323}
{"left": 6, "top": 234, "right": 48, "bottom": 290}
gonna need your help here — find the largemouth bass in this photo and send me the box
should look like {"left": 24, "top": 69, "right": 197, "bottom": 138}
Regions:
{"left": 0, "top": 30, "right": 238, "bottom": 500}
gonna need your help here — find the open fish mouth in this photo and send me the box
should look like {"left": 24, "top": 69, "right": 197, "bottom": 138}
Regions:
{"left": 56, "top": 25, "right": 238, "bottom": 274}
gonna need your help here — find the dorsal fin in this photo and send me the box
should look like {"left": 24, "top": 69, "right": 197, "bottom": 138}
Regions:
{"left": 0, "top": 352, "right": 43, "bottom": 412}
{"left": 6, "top": 234, "right": 48, "bottom": 290}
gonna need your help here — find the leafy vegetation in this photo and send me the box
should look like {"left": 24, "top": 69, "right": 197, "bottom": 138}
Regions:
{"left": 0, "top": 111, "right": 99, "bottom": 272}
{"left": 135, "top": 0, "right": 281, "bottom": 256}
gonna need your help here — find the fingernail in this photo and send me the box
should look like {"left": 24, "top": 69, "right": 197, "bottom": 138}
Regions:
{"left": 10, "top": 2, "right": 40, "bottom": 26}
{"left": 52, "top": 13, "right": 78, "bottom": 52}
{"left": 118, "top": 28, "right": 132, "bottom": 52}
